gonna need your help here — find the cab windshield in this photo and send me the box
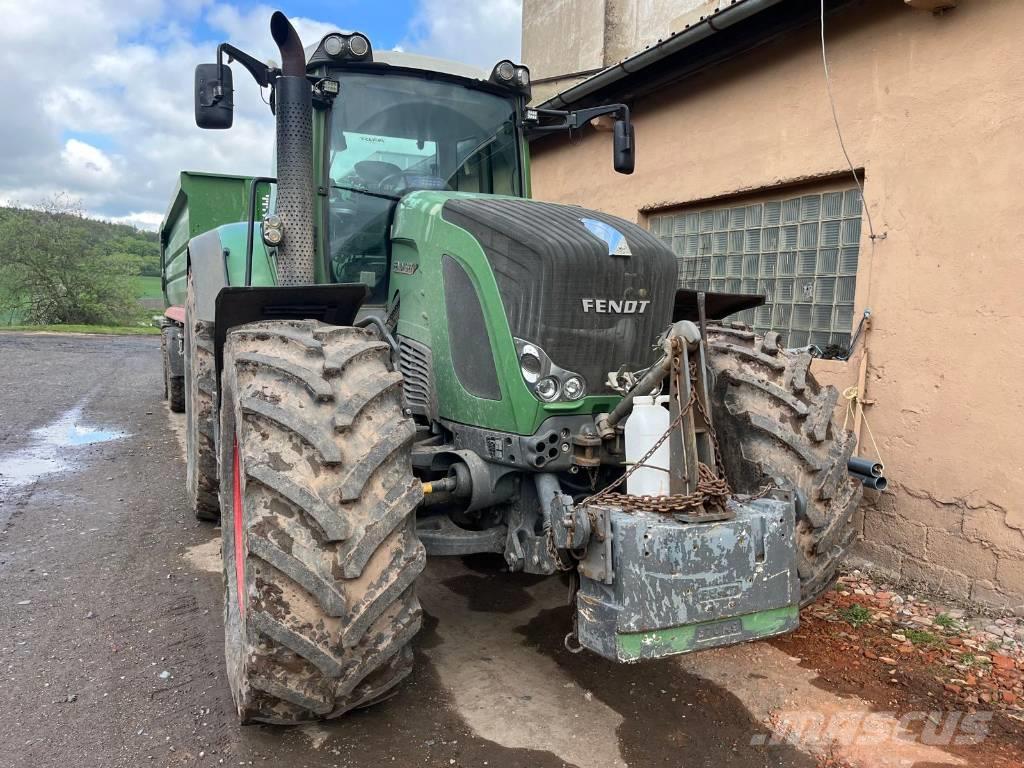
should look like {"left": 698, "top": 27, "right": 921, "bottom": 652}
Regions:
{"left": 327, "top": 72, "right": 521, "bottom": 302}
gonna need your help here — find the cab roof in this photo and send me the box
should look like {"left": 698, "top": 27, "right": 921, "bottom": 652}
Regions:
{"left": 304, "top": 40, "right": 490, "bottom": 83}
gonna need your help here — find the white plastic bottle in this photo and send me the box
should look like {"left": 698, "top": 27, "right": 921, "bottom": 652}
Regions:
{"left": 625, "top": 395, "right": 671, "bottom": 496}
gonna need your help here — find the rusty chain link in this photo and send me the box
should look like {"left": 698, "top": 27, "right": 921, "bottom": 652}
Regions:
{"left": 581, "top": 353, "right": 736, "bottom": 515}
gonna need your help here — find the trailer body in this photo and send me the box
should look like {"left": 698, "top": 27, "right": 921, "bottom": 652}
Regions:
{"left": 159, "top": 171, "right": 274, "bottom": 310}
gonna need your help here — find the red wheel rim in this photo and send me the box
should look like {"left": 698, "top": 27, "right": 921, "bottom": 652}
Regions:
{"left": 232, "top": 436, "right": 245, "bottom": 619}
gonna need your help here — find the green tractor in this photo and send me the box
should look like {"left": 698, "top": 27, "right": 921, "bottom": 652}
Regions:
{"left": 159, "top": 12, "right": 861, "bottom": 724}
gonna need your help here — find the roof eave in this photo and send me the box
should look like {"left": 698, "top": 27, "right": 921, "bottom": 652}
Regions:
{"left": 539, "top": 0, "right": 787, "bottom": 109}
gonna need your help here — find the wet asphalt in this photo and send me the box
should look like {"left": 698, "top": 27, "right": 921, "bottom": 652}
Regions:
{"left": 0, "top": 332, "right": 815, "bottom": 768}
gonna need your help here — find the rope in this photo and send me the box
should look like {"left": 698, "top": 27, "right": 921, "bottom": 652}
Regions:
{"left": 842, "top": 385, "right": 884, "bottom": 466}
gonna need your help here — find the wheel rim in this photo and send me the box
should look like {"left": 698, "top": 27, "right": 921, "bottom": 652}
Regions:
{"left": 232, "top": 435, "right": 245, "bottom": 619}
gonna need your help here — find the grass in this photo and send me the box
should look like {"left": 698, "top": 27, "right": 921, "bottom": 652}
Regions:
{"left": 135, "top": 275, "right": 163, "bottom": 300}
{"left": 905, "top": 628, "right": 944, "bottom": 647}
{"left": 0, "top": 323, "right": 159, "bottom": 335}
{"left": 934, "top": 613, "right": 959, "bottom": 631}
{"left": 839, "top": 603, "right": 872, "bottom": 628}
{"left": 959, "top": 652, "right": 991, "bottom": 669}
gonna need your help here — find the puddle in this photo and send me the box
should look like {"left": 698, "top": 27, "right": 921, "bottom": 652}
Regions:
{"left": 0, "top": 406, "right": 126, "bottom": 490}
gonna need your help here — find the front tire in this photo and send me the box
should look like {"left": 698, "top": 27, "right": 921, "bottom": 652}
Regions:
{"left": 705, "top": 325, "right": 862, "bottom": 606}
{"left": 219, "top": 320, "right": 424, "bottom": 724}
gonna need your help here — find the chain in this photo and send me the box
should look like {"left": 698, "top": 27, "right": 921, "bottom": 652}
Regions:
{"left": 581, "top": 352, "right": 738, "bottom": 515}
{"left": 543, "top": 517, "right": 577, "bottom": 572}
{"left": 596, "top": 464, "right": 731, "bottom": 513}
{"left": 545, "top": 346, "right": 774, "bottom": 573}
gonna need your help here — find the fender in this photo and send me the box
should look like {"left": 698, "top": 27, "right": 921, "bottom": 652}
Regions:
{"left": 213, "top": 284, "right": 368, "bottom": 384}
{"left": 672, "top": 288, "right": 765, "bottom": 324}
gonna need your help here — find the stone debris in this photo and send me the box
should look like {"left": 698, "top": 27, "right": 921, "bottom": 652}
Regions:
{"left": 807, "top": 569, "right": 1024, "bottom": 716}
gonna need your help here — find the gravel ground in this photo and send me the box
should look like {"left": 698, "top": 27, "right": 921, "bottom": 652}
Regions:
{"left": 0, "top": 331, "right": 1014, "bottom": 768}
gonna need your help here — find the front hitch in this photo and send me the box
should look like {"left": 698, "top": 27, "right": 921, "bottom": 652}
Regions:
{"left": 562, "top": 318, "right": 801, "bottom": 662}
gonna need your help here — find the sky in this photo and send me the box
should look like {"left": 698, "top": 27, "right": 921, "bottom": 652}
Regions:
{"left": 0, "top": 0, "right": 522, "bottom": 229}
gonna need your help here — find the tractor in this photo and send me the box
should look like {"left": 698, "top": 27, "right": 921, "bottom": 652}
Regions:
{"left": 158, "top": 12, "right": 861, "bottom": 724}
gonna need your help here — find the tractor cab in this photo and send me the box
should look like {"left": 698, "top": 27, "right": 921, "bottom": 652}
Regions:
{"left": 194, "top": 23, "right": 634, "bottom": 295}
{"left": 307, "top": 46, "right": 529, "bottom": 303}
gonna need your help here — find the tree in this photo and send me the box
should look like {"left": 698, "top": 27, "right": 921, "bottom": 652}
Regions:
{"left": 0, "top": 196, "right": 146, "bottom": 325}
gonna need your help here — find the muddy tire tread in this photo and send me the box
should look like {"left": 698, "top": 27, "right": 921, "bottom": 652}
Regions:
{"left": 162, "top": 326, "right": 185, "bottom": 413}
{"left": 705, "top": 324, "right": 862, "bottom": 606}
{"left": 220, "top": 319, "right": 424, "bottom": 724}
{"left": 185, "top": 280, "right": 220, "bottom": 521}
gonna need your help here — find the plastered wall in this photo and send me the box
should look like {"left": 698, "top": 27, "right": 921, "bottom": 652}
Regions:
{"left": 527, "top": 0, "right": 1024, "bottom": 611}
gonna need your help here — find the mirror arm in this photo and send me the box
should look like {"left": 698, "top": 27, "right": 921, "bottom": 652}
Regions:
{"left": 217, "top": 43, "right": 279, "bottom": 90}
{"left": 524, "top": 103, "right": 630, "bottom": 134}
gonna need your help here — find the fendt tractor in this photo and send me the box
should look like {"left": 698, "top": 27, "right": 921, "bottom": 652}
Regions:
{"left": 158, "top": 12, "right": 861, "bottom": 723}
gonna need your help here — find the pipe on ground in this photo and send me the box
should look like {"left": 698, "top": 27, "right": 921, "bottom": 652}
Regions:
{"left": 848, "top": 456, "right": 883, "bottom": 478}
{"left": 850, "top": 471, "right": 887, "bottom": 491}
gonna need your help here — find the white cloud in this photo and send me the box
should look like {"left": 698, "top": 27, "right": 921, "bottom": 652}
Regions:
{"left": 60, "top": 140, "right": 119, "bottom": 187}
{"left": 105, "top": 211, "right": 165, "bottom": 230}
{"left": 209, "top": 4, "right": 343, "bottom": 55}
{"left": 402, "top": 0, "right": 522, "bottom": 69}
{"left": 0, "top": 0, "right": 523, "bottom": 224}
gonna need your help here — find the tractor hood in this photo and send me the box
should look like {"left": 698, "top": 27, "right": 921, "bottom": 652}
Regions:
{"left": 440, "top": 196, "right": 678, "bottom": 396}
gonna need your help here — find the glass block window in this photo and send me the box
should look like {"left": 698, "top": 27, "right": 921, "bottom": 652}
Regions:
{"left": 649, "top": 188, "right": 862, "bottom": 349}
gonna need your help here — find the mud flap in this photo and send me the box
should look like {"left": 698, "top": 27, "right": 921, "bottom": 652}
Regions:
{"left": 575, "top": 496, "right": 800, "bottom": 662}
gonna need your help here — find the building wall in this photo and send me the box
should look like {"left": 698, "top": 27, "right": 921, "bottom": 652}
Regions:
{"left": 527, "top": 0, "right": 1024, "bottom": 611}
{"left": 522, "top": 0, "right": 720, "bottom": 102}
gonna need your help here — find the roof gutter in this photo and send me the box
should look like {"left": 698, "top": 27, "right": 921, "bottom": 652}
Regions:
{"left": 541, "top": 0, "right": 787, "bottom": 109}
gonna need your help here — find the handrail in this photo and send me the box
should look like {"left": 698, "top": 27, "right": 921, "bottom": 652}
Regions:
{"left": 244, "top": 176, "right": 276, "bottom": 286}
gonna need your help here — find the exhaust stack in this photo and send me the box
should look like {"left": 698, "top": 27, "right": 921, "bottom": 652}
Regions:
{"left": 270, "top": 12, "right": 315, "bottom": 286}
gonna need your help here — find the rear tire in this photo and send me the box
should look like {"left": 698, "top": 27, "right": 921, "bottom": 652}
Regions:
{"left": 162, "top": 326, "right": 185, "bottom": 413}
{"left": 185, "top": 276, "right": 220, "bottom": 521}
{"left": 705, "top": 325, "right": 862, "bottom": 606}
{"left": 160, "top": 326, "right": 169, "bottom": 401}
{"left": 219, "top": 319, "right": 424, "bottom": 724}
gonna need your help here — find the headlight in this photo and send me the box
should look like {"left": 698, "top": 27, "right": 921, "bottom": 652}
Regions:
{"left": 519, "top": 344, "right": 542, "bottom": 384}
{"left": 515, "top": 66, "right": 530, "bottom": 87}
{"left": 535, "top": 376, "right": 560, "bottom": 402}
{"left": 323, "top": 34, "right": 345, "bottom": 57}
{"left": 321, "top": 32, "right": 372, "bottom": 60}
{"left": 562, "top": 375, "right": 586, "bottom": 401}
{"left": 495, "top": 60, "right": 515, "bottom": 82}
{"left": 515, "top": 338, "right": 588, "bottom": 403}
{"left": 349, "top": 34, "right": 370, "bottom": 57}
{"left": 261, "top": 214, "right": 284, "bottom": 246}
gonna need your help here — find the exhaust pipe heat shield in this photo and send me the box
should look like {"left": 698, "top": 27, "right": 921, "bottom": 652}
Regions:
{"left": 270, "top": 12, "right": 316, "bottom": 286}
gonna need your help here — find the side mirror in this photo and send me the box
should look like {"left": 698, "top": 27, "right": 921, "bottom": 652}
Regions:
{"left": 613, "top": 119, "right": 635, "bottom": 175}
{"left": 194, "top": 63, "right": 233, "bottom": 129}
